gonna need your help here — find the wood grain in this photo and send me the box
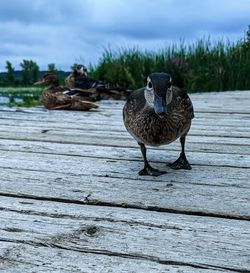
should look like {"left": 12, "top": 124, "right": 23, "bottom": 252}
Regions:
{"left": 0, "top": 90, "right": 249, "bottom": 272}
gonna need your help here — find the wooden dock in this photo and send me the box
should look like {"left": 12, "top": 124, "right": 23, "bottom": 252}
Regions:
{"left": 0, "top": 91, "right": 249, "bottom": 272}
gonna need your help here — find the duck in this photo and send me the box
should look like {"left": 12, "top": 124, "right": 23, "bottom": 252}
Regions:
{"left": 65, "top": 63, "right": 102, "bottom": 90}
{"left": 34, "top": 73, "right": 98, "bottom": 111}
{"left": 123, "top": 72, "right": 194, "bottom": 176}
{"left": 65, "top": 64, "right": 132, "bottom": 100}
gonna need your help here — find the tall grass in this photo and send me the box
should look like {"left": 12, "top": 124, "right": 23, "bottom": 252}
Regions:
{"left": 1, "top": 31, "right": 250, "bottom": 107}
{"left": 90, "top": 37, "right": 250, "bottom": 92}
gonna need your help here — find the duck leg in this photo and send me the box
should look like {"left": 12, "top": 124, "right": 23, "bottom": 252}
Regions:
{"left": 168, "top": 135, "right": 191, "bottom": 170}
{"left": 138, "top": 143, "right": 166, "bottom": 176}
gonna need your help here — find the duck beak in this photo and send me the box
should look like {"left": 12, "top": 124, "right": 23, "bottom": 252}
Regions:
{"left": 33, "top": 79, "right": 45, "bottom": 86}
{"left": 154, "top": 93, "right": 166, "bottom": 118}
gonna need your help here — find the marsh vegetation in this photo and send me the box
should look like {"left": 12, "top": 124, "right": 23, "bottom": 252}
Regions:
{"left": 0, "top": 26, "right": 249, "bottom": 107}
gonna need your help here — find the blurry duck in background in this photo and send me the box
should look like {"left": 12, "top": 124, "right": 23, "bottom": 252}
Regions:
{"left": 65, "top": 64, "right": 98, "bottom": 89}
{"left": 123, "top": 72, "right": 194, "bottom": 176}
{"left": 66, "top": 63, "right": 132, "bottom": 100}
{"left": 65, "top": 63, "right": 106, "bottom": 91}
{"left": 34, "top": 73, "right": 98, "bottom": 111}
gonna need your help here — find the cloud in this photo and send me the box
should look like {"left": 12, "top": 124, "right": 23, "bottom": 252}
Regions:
{"left": 0, "top": 0, "right": 85, "bottom": 25}
{"left": 0, "top": 0, "right": 249, "bottom": 71}
{"left": 86, "top": 0, "right": 250, "bottom": 39}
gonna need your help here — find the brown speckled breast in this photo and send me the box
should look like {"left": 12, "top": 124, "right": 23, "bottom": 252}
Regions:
{"left": 123, "top": 86, "right": 194, "bottom": 146}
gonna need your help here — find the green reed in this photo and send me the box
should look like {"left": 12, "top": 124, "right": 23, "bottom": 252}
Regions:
{"left": 90, "top": 37, "right": 250, "bottom": 92}
{"left": 1, "top": 33, "right": 250, "bottom": 107}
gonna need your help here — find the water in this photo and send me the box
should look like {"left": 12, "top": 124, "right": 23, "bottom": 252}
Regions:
{"left": 0, "top": 96, "right": 23, "bottom": 104}
{"left": 14, "top": 97, "right": 23, "bottom": 103}
{"left": 0, "top": 96, "right": 9, "bottom": 103}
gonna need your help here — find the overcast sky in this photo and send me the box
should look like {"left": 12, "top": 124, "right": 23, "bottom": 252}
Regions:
{"left": 0, "top": 0, "right": 249, "bottom": 71}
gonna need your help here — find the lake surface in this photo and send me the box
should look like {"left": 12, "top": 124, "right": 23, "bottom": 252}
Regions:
{"left": 0, "top": 96, "right": 23, "bottom": 104}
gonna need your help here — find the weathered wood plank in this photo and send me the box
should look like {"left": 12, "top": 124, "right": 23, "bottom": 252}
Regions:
{"left": 1, "top": 126, "right": 250, "bottom": 149}
{"left": 0, "top": 139, "right": 249, "bottom": 169}
{"left": 2, "top": 99, "right": 250, "bottom": 113}
{"left": 0, "top": 109, "right": 250, "bottom": 127}
{"left": 1, "top": 158, "right": 249, "bottom": 186}
{"left": 1, "top": 242, "right": 223, "bottom": 273}
{"left": 0, "top": 138, "right": 249, "bottom": 157}
{"left": 1, "top": 118, "right": 250, "bottom": 134}
{"left": 0, "top": 151, "right": 249, "bottom": 218}
{"left": 1, "top": 107, "right": 250, "bottom": 120}
{"left": 1, "top": 121, "right": 250, "bottom": 138}
{"left": 0, "top": 196, "right": 249, "bottom": 272}
{"left": 4, "top": 106, "right": 247, "bottom": 119}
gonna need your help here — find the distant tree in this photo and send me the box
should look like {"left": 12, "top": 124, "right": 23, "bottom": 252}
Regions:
{"left": 5, "top": 61, "right": 15, "bottom": 85}
{"left": 20, "top": 60, "right": 40, "bottom": 85}
{"left": 48, "top": 63, "right": 58, "bottom": 74}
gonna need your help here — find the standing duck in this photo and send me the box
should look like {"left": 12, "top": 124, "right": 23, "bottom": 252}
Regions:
{"left": 123, "top": 72, "right": 194, "bottom": 176}
{"left": 34, "top": 73, "right": 98, "bottom": 111}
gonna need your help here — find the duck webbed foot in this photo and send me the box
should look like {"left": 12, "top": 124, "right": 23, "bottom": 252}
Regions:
{"left": 139, "top": 165, "right": 166, "bottom": 176}
{"left": 138, "top": 142, "right": 166, "bottom": 176}
{"left": 168, "top": 153, "right": 191, "bottom": 170}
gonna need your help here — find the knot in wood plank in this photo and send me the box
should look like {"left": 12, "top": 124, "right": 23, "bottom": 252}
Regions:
{"left": 85, "top": 225, "right": 99, "bottom": 237}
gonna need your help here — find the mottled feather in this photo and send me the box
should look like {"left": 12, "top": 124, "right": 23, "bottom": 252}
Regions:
{"left": 123, "top": 86, "right": 194, "bottom": 146}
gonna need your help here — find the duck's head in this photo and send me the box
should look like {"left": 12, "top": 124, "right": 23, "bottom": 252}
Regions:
{"left": 144, "top": 72, "right": 172, "bottom": 118}
{"left": 73, "top": 64, "right": 88, "bottom": 77}
{"left": 34, "top": 73, "right": 59, "bottom": 86}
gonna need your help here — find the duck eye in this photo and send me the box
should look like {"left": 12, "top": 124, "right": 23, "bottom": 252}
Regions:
{"left": 148, "top": 82, "right": 153, "bottom": 89}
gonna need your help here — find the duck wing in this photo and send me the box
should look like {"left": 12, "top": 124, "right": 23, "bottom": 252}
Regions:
{"left": 41, "top": 89, "right": 72, "bottom": 110}
{"left": 75, "top": 77, "right": 101, "bottom": 89}
{"left": 124, "top": 88, "right": 146, "bottom": 113}
{"left": 170, "top": 86, "right": 194, "bottom": 120}
{"left": 63, "top": 88, "right": 95, "bottom": 97}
